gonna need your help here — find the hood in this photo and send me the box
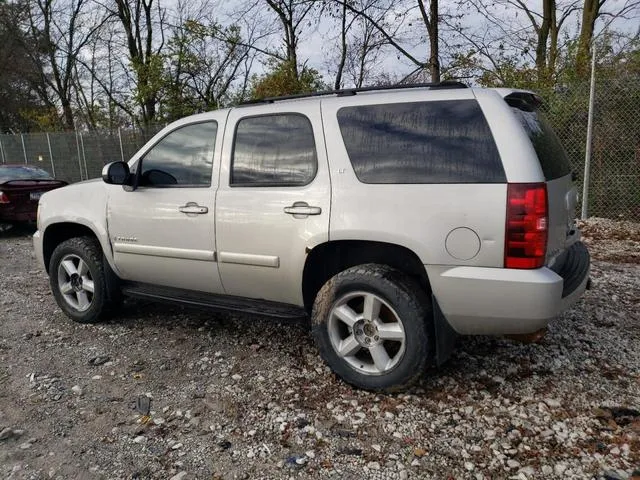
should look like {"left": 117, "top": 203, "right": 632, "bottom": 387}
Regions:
{"left": 39, "top": 177, "right": 107, "bottom": 204}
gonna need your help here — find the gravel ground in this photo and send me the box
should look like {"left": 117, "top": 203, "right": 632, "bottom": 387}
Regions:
{"left": 0, "top": 221, "right": 638, "bottom": 480}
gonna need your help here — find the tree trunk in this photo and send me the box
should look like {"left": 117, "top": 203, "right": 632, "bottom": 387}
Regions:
{"left": 265, "top": 0, "right": 301, "bottom": 81}
{"left": 547, "top": 6, "right": 559, "bottom": 82}
{"left": 535, "top": 0, "right": 553, "bottom": 84}
{"left": 61, "top": 99, "right": 75, "bottom": 130}
{"left": 114, "top": 0, "right": 163, "bottom": 126}
{"left": 576, "top": 0, "right": 599, "bottom": 75}
{"left": 334, "top": 1, "right": 347, "bottom": 90}
{"left": 417, "top": 0, "right": 440, "bottom": 82}
{"left": 428, "top": 0, "right": 439, "bottom": 82}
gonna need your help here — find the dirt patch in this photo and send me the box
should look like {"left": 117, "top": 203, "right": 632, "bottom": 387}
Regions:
{"left": 579, "top": 217, "right": 640, "bottom": 264}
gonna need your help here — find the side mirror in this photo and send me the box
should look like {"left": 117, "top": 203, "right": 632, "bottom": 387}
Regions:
{"left": 102, "top": 161, "right": 130, "bottom": 185}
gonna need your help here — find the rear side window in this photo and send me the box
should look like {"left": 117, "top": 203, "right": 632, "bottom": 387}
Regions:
{"left": 336, "top": 100, "right": 505, "bottom": 184}
{"left": 0, "top": 166, "right": 52, "bottom": 182}
{"left": 231, "top": 114, "right": 317, "bottom": 186}
{"left": 510, "top": 107, "right": 571, "bottom": 180}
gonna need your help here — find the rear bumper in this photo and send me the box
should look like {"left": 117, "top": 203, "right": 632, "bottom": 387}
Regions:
{"left": 427, "top": 241, "right": 590, "bottom": 335}
{"left": 0, "top": 206, "right": 37, "bottom": 222}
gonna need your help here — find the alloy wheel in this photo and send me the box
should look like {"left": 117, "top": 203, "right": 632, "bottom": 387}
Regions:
{"left": 327, "top": 291, "right": 406, "bottom": 375}
{"left": 57, "top": 254, "right": 95, "bottom": 312}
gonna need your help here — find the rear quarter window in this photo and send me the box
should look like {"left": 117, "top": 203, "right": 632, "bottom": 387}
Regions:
{"left": 509, "top": 106, "right": 571, "bottom": 180}
{"left": 336, "top": 100, "right": 506, "bottom": 184}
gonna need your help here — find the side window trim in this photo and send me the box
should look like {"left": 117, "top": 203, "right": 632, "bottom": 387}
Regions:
{"left": 230, "top": 112, "right": 318, "bottom": 188}
{"left": 135, "top": 120, "right": 218, "bottom": 189}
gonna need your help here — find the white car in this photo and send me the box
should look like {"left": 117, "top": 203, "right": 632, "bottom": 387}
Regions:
{"left": 33, "top": 82, "right": 590, "bottom": 391}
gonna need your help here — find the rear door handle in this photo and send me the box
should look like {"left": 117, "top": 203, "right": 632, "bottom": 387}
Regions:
{"left": 179, "top": 202, "right": 208, "bottom": 214}
{"left": 284, "top": 202, "right": 322, "bottom": 217}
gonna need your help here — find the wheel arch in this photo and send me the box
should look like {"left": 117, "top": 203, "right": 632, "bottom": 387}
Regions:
{"left": 302, "top": 240, "right": 430, "bottom": 313}
{"left": 42, "top": 222, "right": 108, "bottom": 273}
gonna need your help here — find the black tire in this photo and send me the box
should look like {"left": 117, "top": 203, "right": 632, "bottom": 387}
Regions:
{"left": 49, "top": 236, "right": 117, "bottom": 324}
{"left": 311, "top": 264, "right": 434, "bottom": 392}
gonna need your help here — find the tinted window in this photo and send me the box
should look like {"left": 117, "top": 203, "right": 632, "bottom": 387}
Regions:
{"left": 231, "top": 114, "right": 317, "bottom": 186}
{"left": 0, "top": 166, "right": 52, "bottom": 182}
{"left": 139, "top": 122, "right": 217, "bottom": 187}
{"left": 510, "top": 107, "right": 571, "bottom": 180}
{"left": 337, "top": 100, "right": 505, "bottom": 184}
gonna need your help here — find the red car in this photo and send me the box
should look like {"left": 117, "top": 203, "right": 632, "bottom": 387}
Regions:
{"left": 0, "top": 165, "right": 67, "bottom": 226}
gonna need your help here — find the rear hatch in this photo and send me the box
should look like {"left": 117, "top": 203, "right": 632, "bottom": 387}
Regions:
{"left": 505, "top": 91, "right": 579, "bottom": 266}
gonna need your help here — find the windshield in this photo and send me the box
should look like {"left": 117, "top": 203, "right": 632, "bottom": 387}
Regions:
{"left": 0, "top": 166, "right": 53, "bottom": 183}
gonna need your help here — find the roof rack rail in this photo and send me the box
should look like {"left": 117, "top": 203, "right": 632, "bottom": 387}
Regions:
{"left": 240, "top": 80, "right": 467, "bottom": 105}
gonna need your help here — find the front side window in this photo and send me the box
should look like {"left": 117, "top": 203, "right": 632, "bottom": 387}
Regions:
{"left": 231, "top": 114, "right": 317, "bottom": 186}
{"left": 139, "top": 121, "right": 217, "bottom": 187}
{"left": 337, "top": 100, "right": 505, "bottom": 184}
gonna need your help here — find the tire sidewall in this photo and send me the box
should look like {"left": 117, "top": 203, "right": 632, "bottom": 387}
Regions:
{"left": 312, "top": 265, "right": 432, "bottom": 392}
{"left": 49, "top": 238, "right": 106, "bottom": 323}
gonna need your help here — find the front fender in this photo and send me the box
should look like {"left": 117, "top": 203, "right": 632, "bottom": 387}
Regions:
{"left": 38, "top": 181, "right": 119, "bottom": 275}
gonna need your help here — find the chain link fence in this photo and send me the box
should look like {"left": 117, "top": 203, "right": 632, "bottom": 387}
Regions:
{"left": 546, "top": 73, "right": 640, "bottom": 222}
{"left": 0, "top": 126, "right": 163, "bottom": 184}
{"left": 0, "top": 75, "right": 638, "bottom": 221}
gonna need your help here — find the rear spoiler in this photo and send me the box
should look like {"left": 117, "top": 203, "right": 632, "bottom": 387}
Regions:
{"left": 0, "top": 179, "right": 67, "bottom": 188}
{"left": 504, "top": 91, "right": 545, "bottom": 112}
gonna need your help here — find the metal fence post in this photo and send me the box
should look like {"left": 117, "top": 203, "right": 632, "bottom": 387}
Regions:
{"left": 118, "top": 127, "right": 125, "bottom": 162}
{"left": 581, "top": 42, "right": 597, "bottom": 220}
{"left": 75, "top": 130, "right": 83, "bottom": 181}
{"left": 79, "top": 132, "right": 89, "bottom": 179}
{"left": 0, "top": 137, "right": 5, "bottom": 163}
{"left": 21, "top": 134, "right": 27, "bottom": 164}
{"left": 46, "top": 133, "right": 56, "bottom": 177}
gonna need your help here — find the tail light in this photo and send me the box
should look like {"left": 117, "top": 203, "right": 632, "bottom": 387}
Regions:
{"left": 505, "top": 183, "right": 548, "bottom": 269}
{"left": 0, "top": 191, "right": 9, "bottom": 204}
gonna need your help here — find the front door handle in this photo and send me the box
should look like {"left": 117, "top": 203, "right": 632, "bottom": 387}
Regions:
{"left": 179, "top": 202, "right": 208, "bottom": 214}
{"left": 284, "top": 202, "right": 322, "bottom": 217}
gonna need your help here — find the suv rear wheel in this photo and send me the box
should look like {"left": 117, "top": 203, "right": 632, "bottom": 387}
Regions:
{"left": 49, "top": 236, "right": 115, "bottom": 324}
{"left": 311, "top": 264, "right": 433, "bottom": 392}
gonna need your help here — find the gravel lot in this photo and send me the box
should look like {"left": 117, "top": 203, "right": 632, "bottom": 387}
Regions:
{"left": 1, "top": 220, "right": 639, "bottom": 480}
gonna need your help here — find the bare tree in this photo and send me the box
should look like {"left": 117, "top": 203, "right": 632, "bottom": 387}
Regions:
{"left": 0, "top": 1, "right": 46, "bottom": 132}
{"left": 451, "top": 0, "right": 580, "bottom": 85}
{"left": 25, "top": 0, "right": 107, "bottom": 130}
{"left": 453, "top": 0, "right": 640, "bottom": 85}
{"left": 261, "top": 0, "right": 318, "bottom": 80}
{"left": 331, "top": 0, "right": 442, "bottom": 82}
{"left": 322, "top": 0, "right": 389, "bottom": 89}
{"left": 76, "top": 19, "right": 140, "bottom": 129}
{"left": 109, "top": 0, "right": 167, "bottom": 126}
{"left": 509, "top": 0, "right": 578, "bottom": 83}
{"left": 163, "top": 0, "right": 258, "bottom": 116}
{"left": 576, "top": 0, "right": 640, "bottom": 73}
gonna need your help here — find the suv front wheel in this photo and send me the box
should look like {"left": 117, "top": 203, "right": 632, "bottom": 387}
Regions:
{"left": 49, "top": 236, "right": 114, "bottom": 324}
{"left": 311, "top": 264, "right": 433, "bottom": 392}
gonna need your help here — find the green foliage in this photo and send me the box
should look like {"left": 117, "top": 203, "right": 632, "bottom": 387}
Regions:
{"left": 19, "top": 107, "right": 62, "bottom": 132}
{"left": 131, "top": 53, "right": 164, "bottom": 110}
{"left": 250, "top": 60, "right": 325, "bottom": 100}
{"left": 161, "top": 85, "right": 201, "bottom": 122}
{"left": 0, "top": 0, "right": 50, "bottom": 132}
{"left": 160, "top": 19, "right": 247, "bottom": 121}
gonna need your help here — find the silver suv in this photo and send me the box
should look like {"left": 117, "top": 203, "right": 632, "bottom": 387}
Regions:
{"left": 33, "top": 82, "right": 590, "bottom": 392}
